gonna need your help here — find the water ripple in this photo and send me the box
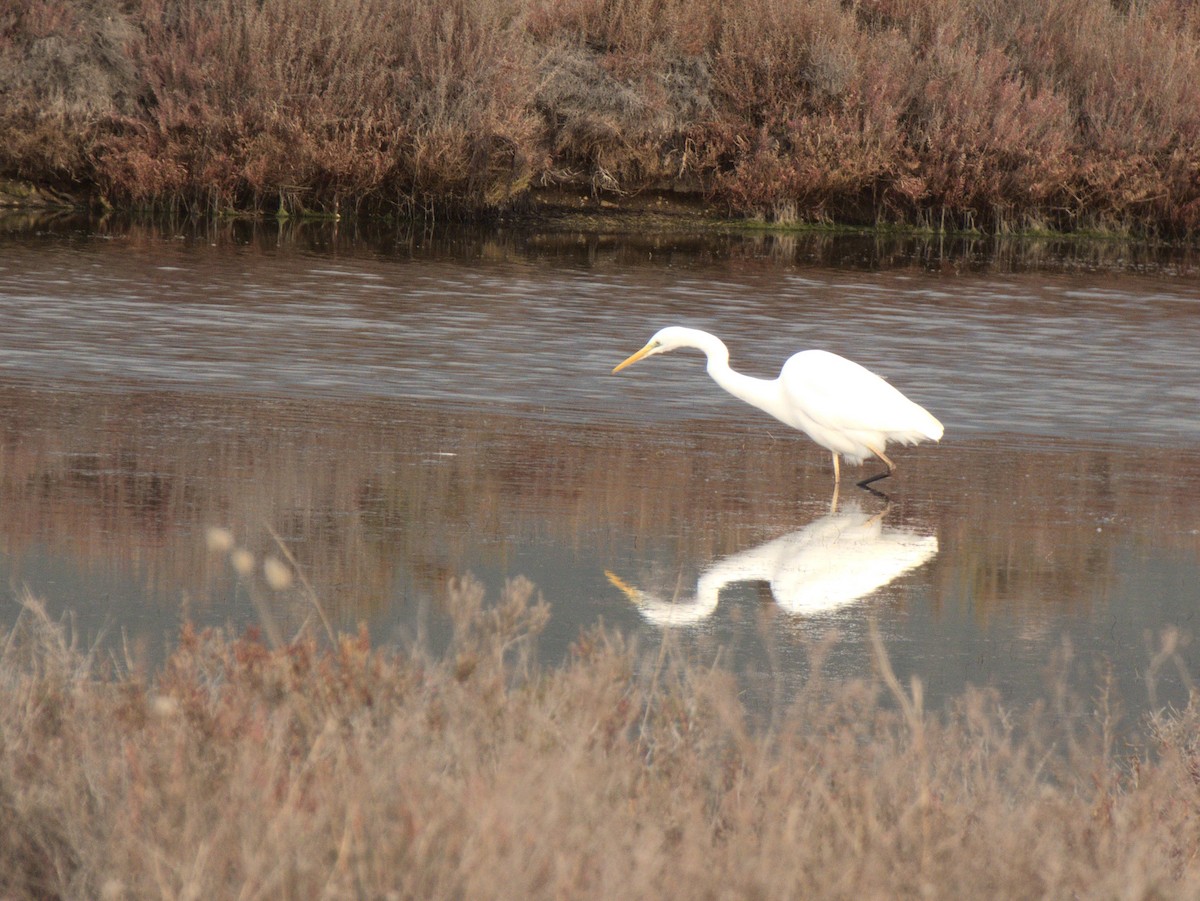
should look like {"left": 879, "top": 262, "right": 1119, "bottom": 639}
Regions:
{"left": 0, "top": 242, "right": 1197, "bottom": 446}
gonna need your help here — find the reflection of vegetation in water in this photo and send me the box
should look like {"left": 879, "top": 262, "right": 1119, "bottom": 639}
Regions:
{"left": 2, "top": 385, "right": 1199, "bottom": 634}
{"left": 929, "top": 441, "right": 1199, "bottom": 626}
{"left": 5, "top": 212, "right": 1197, "bottom": 276}
{"left": 2, "top": 586, "right": 1198, "bottom": 898}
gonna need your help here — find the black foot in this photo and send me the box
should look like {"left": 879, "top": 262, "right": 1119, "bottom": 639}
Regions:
{"left": 857, "top": 482, "right": 890, "bottom": 501}
{"left": 856, "top": 469, "right": 892, "bottom": 501}
{"left": 856, "top": 469, "right": 892, "bottom": 488}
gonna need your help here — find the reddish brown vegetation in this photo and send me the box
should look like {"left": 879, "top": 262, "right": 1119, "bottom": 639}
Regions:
{"left": 2, "top": 0, "right": 1200, "bottom": 232}
{"left": 2, "top": 587, "right": 1199, "bottom": 899}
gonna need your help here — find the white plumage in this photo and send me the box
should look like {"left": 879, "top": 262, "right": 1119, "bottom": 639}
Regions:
{"left": 613, "top": 326, "right": 943, "bottom": 485}
{"left": 609, "top": 502, "right": 939, "bottom": 624}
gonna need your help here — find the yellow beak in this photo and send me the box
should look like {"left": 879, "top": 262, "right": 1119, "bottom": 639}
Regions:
{"left": 604, "top": 570, "right": 642, "bottom": 603}
{"left": 612, "top": 341, "right": 657, "bottom": 373}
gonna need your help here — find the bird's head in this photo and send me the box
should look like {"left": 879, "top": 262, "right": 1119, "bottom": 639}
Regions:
{"left": 612, "top": 327, "right": 694, "bottom": 373}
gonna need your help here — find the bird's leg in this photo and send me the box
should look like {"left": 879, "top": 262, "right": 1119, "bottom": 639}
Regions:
{"left": 857, "top": 447, "right": 896, "bottom": 488}
{"left": 865, "top": 503, "right": 892, "bottom": 527}
{"left": 832, "top": 452, "right": 841, "bottom": 484}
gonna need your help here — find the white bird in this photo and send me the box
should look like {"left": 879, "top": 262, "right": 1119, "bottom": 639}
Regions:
{"left": 613, "top": 326, "right": 943, "bottom": 486}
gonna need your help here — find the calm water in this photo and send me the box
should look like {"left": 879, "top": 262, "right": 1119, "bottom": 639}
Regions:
{"left": 1, "top": 219, "right": 1198, "bottom": 719}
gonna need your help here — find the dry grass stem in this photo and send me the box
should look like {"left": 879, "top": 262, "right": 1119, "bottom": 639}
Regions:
{"left": 1, "top": 579, "right": 1198, "bottom": 899}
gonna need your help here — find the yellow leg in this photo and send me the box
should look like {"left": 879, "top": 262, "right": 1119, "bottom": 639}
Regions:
{"left": 832, "top": 452, "right": 841, "bottom": 484}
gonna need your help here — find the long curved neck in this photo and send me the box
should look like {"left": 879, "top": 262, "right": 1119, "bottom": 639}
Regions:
{"left": 690, "top": 332, "right": 781, "bottom": 418}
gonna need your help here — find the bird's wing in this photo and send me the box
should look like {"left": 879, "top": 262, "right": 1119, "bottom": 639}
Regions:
{"left": 779, "top": 350, "right": 935, "bottom": 436}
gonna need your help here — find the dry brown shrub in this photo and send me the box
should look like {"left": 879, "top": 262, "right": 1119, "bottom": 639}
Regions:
{"left": 899, "top": 39, "right": 1075, "bottom": 229}
{"left": 705, "top": 0, "right": 912, "bottom": 223}
{"left": 0, "top": 0, "right": 137, "bottom": 190}
{"left": 526, "top": 0, "right": 715, "bottom": 56}
{"left": 94, "top": 0, "right": 542, "bottom": 215}
{"left": 980, "top": 0, "right": 1200, "bottom": 231}
{"left": 3, "top": 0, "right": 1200, "bottom": 230}
{"left": 701, "top": 0, "right": 1200, "bottom": 230}
{"left": 711, "top": 0, "right": 857, "bottom": 115}
{"left": 2, "top": 583, "right": 1200, "bottom": 899}
{"left": 529, "top": 0, "right": 714, "bottom": 193}
{"left": 535, "top": 43, "right": 711, "bottom": 193}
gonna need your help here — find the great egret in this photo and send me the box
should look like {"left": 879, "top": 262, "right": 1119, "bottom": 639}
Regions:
{"left": 612, "top": 326, "right": 943, "bottom": 486}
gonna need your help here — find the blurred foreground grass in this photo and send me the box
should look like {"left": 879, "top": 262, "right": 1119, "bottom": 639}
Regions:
{"left": 1, "top": 577, "right": 1197, "bottom": 900}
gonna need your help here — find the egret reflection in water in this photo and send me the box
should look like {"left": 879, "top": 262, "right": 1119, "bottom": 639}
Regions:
{"left": 607, "top": 502, "right": 938, "bottom": 627}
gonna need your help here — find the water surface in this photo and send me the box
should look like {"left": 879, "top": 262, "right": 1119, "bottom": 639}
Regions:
{"left": 0, "top": 220, "right": 1197, "bottom": 719}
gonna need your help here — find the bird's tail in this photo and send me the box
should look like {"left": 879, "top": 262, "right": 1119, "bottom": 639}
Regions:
{"left": 918, "top": 407, "right": 944, "bottom": 442}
